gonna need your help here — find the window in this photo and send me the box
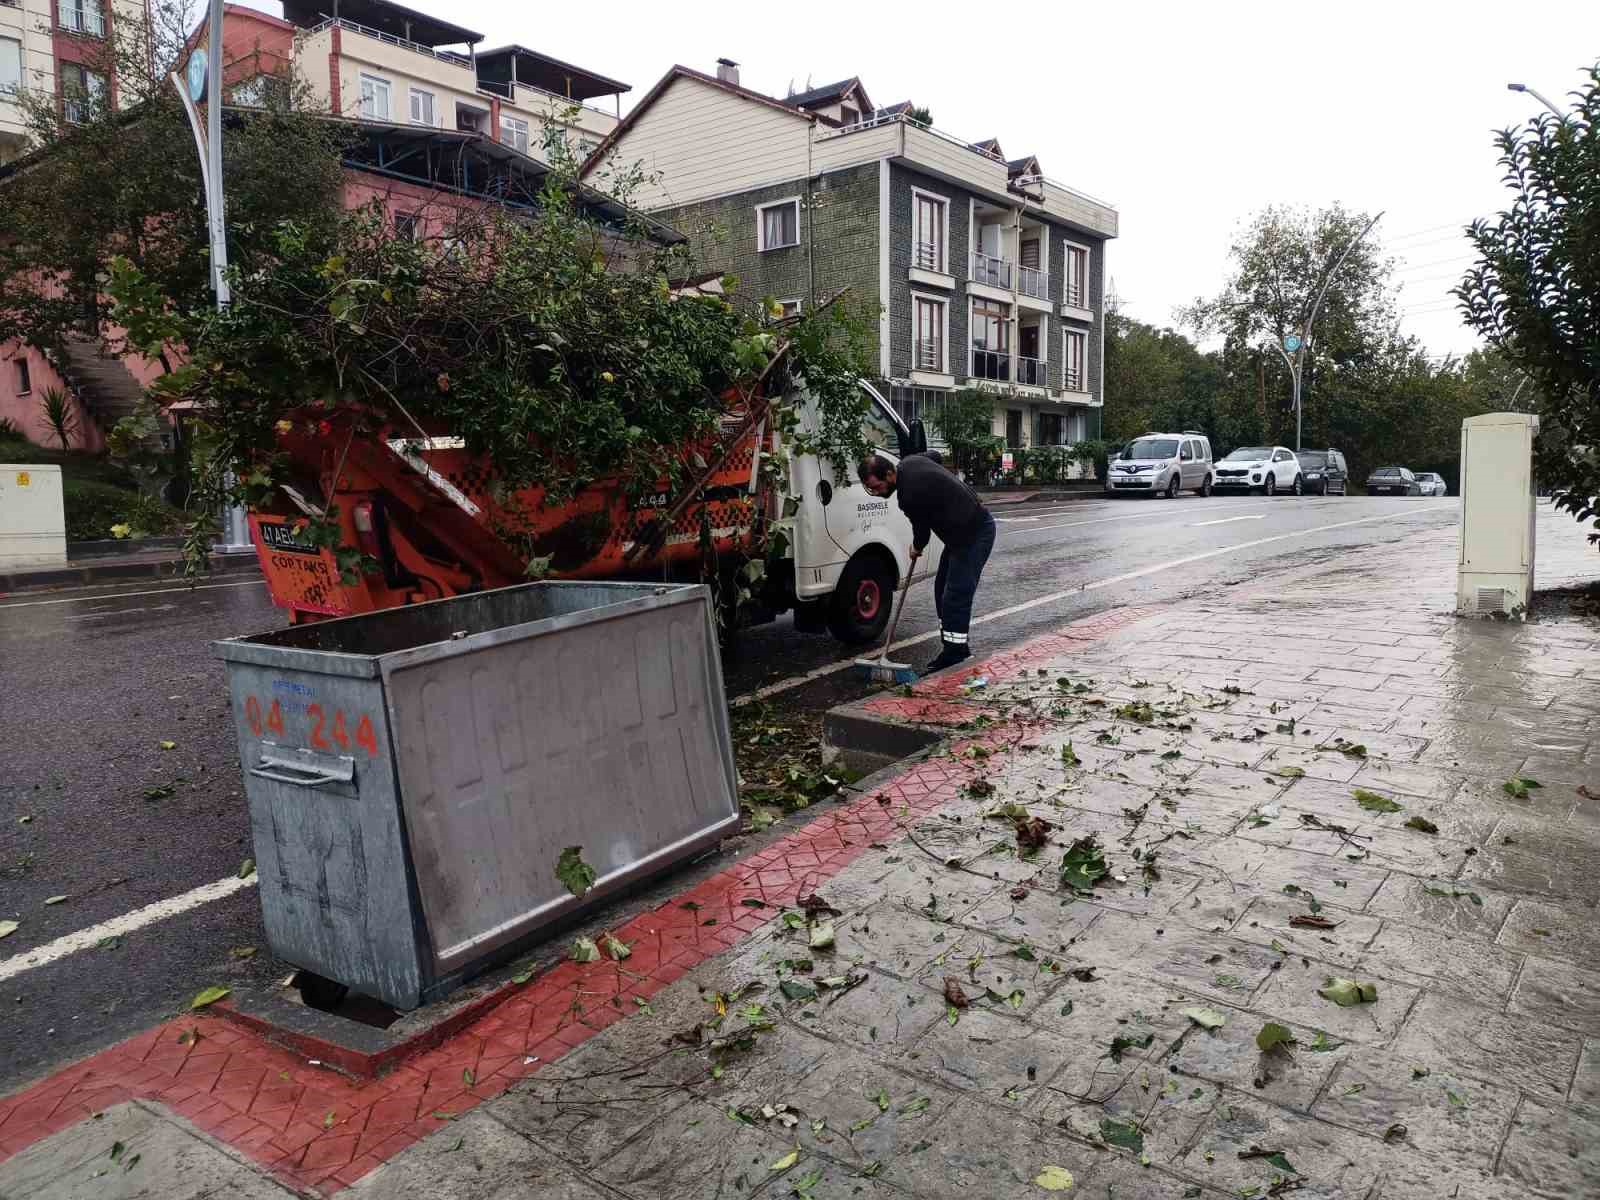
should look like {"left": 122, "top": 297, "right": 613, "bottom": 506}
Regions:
{"left": 757, "top": 198, "right": 800, "bottom": 251}
{"left": 1039, "top": 413, "right": 1064, "bottom": 446}
{"left": 14, "top": 358, "right": 31, "bottom": 395}
{"left": 456, "top": 104, "right": 489, "bottom": 134}
{"left": 395, "top": 211, "right": 420, "bottom": 241}
{"left": 913, "top": 296, "right": 945, "bottom": 372}
{"left": 891, "top": 385, "right": 947, "bottom": 429}
{"left": 500, "top": 114, "right": 529, "bottom": 153}
{"left": 912, "top": 189, "right": 947, "bottom": 272}
{"left": 971, "top": 297, "right": 1010, "bottom": 381}
{"left": 1064, "top": 329, "right": 1086, "bottom": 391}
{"left": 231, "top": 74, "right": 286, "bottom": 107}
{"left": 778, "top": 299, "right": 802, "bottom": 318}
{"left": 358, "top": 73, "right": 390, "bottom": 120}
{"left": 860, "top": 387, "right": 905, "bottom": 453}
{"left": 1064, "top": 244, "right": 1089, "bottom": 307}
{"left": 0, "top": 37, "right": 20, "bottom": 96}
{"left": 59, "top": 62, "right": 105, "bottom": 122}
{"left": 409, "top": 87, "right": 435, "bottom": 126}
{"left": 840, "top": 105, "right": 859, "bottom": 125}
{"left": 58, "top": 0, "right": 104, "bottom": 36}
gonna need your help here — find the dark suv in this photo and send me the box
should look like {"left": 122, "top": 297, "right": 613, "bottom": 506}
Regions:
{"left": 1295, "top": 449, "right": 1349, "bottom": 495}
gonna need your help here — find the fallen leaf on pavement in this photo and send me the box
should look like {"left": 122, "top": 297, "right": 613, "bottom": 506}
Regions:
{"left": 808, "top": 923, "right": 835, "bottom": 950}
{"left": 1503, "top": 777, "right": 1542, "bottom": 799}
{"left": 1181, "top": 1005, "right": 1227, "bottom": 1029}
{"left": 189, "top": 985, "right": 230, "bottom": 1010}
{"left": 44, "top": 895, "right": 67, "bottom": 905}
{"left": 1256, "top": 1022, "right": 1295, "bottom": 1053}
{"left": 1099, "top": 1118, "right": 1145, "bottom": 1153}
{"left": 237, "top": 858, "right": 255, "bottom": 879}
{"left": 1308, "top": 1030, "right": 1343, "bottom": 1051}
{"left": 1108, "top": 1032, "right": 1153, "bottom": 1063}
{"left": 229, "top": 946, "right": 257, "bottom": 960}
{"left": 1289, "top": 914, "right": 1340, "bottom": 929}
{"left": 1354, "top": 789, "right": 1403, "bottom": 813}
{"left": 943, "top": 977, "right": 970, "bottom": 1008}
{"left": 1034, "top": 1165, "right": 1075, "bottom": 1190}
{"left": 158, "top": 741, "right": 176, "bottom": 750}
{"left": 1009, "top": 885, "right": 1029, "bottom": 901}
{"left": 571, "top": 937, "right": 601, "bottom": 963}
{"left": 1059, "top": 835, "right": 1110, "bottom": 893}
{"left": 1239, "top": 1146, "right": 1298, "bottom": 1173}
{"left": 797, "top": 893, "right": 842, "bottom": 918}
{"left": 0, "top": 920, "right": 17, "bottom": 939}
{"left": 1317, "top": 977, "right": 1378, "bottom": 1006}
{"left": 769, "top": 1148, "right": 799, "bottom": 1171}
{"left": 1403, "top": 816, "right": 1439, "bottom": 834}
{"left": 780, "top": 980, "right": 817, "bottom": 1002}
{"left": 1275, "top": 766, "right": 1306, "bottom": 778}
{"left": 601, "top": 934, "right": 630, "bottom": 961}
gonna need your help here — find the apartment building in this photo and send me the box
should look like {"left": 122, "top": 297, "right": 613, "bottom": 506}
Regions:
{"left": 1, "top": 0, "right": 150, "bottom": 163}
{"left": 582, "top": 62, "right": 1118, "bottom": 454}
{"left": 219, "top": 0, "right": 628, "bottom": 164}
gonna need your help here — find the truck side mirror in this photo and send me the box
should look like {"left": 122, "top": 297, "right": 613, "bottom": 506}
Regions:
{"left": 901, "top": 419, "right": 928, "bottom": 457}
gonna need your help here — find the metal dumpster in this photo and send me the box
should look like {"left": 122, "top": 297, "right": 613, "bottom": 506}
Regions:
{"left": 215, "top": 581, "right": 739, "bottom": 1009}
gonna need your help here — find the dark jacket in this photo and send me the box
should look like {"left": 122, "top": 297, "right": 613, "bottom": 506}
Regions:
{"left": 894, "top": 453, "right": 988, "bottom": 552}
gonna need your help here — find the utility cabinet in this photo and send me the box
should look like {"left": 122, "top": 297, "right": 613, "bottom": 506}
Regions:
{"left": 0, "top": 464, "right": 67, "bottom": 569}
{"left": 1458, "top": 412, "right": 1539, "bottom": 618}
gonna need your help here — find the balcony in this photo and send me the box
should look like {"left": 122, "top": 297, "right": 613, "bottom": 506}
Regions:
{"left": 58, "top": 0, "right": 105, "bottom": 36}
{"left": 970, "top": 348, "right": 1010, "bottom": 382}
{"left": 1017, "top": 356, "right": 1047, "bottom": 388}
{"left": 913, "top": 338, "right": 944, "bottom": 373}
{"left": 970, "top": 250, "right": 1012, "bottom": 290}
{"left": 1017, "top": 264, "right": 1051, "bottom": 301}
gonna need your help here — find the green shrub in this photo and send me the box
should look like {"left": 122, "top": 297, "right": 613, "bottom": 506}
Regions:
{"left": 63, "top": 479, "right": 133, "bottom": 540}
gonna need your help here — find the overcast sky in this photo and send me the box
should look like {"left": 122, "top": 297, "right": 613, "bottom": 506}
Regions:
{"left": 247, "top": 0, "right": 1597, "bottom": 358}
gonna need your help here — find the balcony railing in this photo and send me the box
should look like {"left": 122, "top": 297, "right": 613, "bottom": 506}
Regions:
{"left": 58, "top": 1, "right": 104, "bottom": 36}
{"left": 970, "top": 348, "right": 1010, "bottom": 382}
{"left": 913, "top": 239, "right": 942, "bottom": 272}
{"left": 1017, "top": 356, "right": 1047, "bottom": 387}
{"left": 1017, "top": 264, "right": 1050, "bottom": 300}
{"left": 303, "top": 17, "right": 470, "bottom": 67}
{"left": 1064, "top": 279, "right": 1086, "bottom": 308}
{"left": 1063, "top": 366, "right": 1084, "bottom": 392}
{"left": 970, "top": 250, "right": 1012, "bottom": 290}
{"left": 913, "top": 338, "right": 944, "bottom": 372}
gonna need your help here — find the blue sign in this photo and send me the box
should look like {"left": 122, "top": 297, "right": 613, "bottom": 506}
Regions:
{"left": 186, "top": 48, "right": 207, "bottom": 102}
{"left": 1283, "top": 334, "right": 1303, "bottom": 353}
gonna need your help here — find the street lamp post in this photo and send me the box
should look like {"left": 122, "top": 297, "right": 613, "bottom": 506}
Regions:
{"left": 1507, "top": 82, "right": 1566, "bottom": 121}
{"left": 1268, "top": 211, "right": 1384, "bottom": 451}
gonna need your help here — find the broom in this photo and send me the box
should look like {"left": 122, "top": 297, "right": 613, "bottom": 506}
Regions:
{"left": 854, "top": 566, "right": 920, "bottom": 685}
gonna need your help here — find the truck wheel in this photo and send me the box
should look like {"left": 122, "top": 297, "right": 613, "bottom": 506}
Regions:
{"left": 829, "top": 552, "right": 895, "bottom": 645}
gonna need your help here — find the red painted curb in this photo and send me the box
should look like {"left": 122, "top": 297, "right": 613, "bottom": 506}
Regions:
{"left": 0, "top": 606, "right": 1154, "bottom": 1194}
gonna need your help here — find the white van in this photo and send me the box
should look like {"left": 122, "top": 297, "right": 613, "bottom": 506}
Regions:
{"left": 761, "top": 381, "right": 943, "bottom": 644}
{"left": 1107, "top": 431, "right": 1215, "bottom": 498}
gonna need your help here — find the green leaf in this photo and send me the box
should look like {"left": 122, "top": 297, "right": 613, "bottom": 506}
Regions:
{"left": 1108, "top": 1032, "right": 1153, "bottom": 1063}
{"left": 571, "top": 936, "right": 601, "bottom": 963}
{"left": 874, "top": 1087, "right": 890, "bottom": 1112}
{"left": 1181, "top": 1005, "right": 1228, "bottom": 1030}
{"left": 1262, "top": 1151, "right": 1298, "bottom": 1173}
{"left": 808, "top": 922, "right": 835, "bottom": 950}
{"left": 1317, "top": 977, "right": 1378, "bottom": 1006}
{"left": 1059, "top": 834, "right": 1110, "bottom": 893}
{"left": 1308, "top": 1030, "right": 1344, "bottom": 1052}
{"left": 555, "top": 846, "right": 597, "bottom": 898}
{"left": 601, "top": 935, "right": 631, "bottom": 961}
{"left": 1403, "top": 816, "right": 1439, "bottom": 834}
{"left": 109, "top": 1141, "right": 125, "bottom": 1161}
{"left": 189, "top": 985, "right": 230, "bottom": 1010}
{"left": 1354, "top": 789, "right": 1403, "bottom": 813}
{"left": 898, "top": 1096, "right": 931, "bottom": 1115}
{"left": 1503, "top": 776, "right": 1542, "bottom": 798}
{"left": 781, "top": 912, "right": 805, "bottom": 930}
{"left": 780, "top": 980, "right": 817, "bottom": 1002}
{"left": 1100, "top": 1118, "right": 1145, "bottom": 1153}
{"left": 1034, "top": 1165, "right": 1076, "bottom": 1191}
{"left": 1255, "top": 1022, "right": 1295, "bottom": 1052}
{"left": 237, "top": 857, "right": 256, "bottom": 879}
{"left": 1275, "top": 766, "right": 1306, "bottom": 778}
{"left": 769, "top": 1148, "right": 799, "bottom": 1171}
{"left": 0, "top": 920, "right": 17, "bottom": 939}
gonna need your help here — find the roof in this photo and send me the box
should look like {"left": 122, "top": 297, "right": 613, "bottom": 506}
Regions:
{"left": 1007, "top": 155, "right": 1041, "bottom": 176}
{"left": 785, "top": 76, "right": 873, "bottom": 112}
{"left": 280, "top": 0, "right": 481, "bottom": 47}
{"left": 474, "top": 44, "right": 631, "bottom": 101}
{"left": 971, "top": 138, "right": 1003, "bottom": 159}
{"left": 580, "top": 65, "right": 816, "bottom": 179}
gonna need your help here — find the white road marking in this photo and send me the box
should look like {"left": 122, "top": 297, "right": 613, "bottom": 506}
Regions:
{"left": 0, "top": 874, "right": 260, "bottom": 984}
{"left": 736, "top": 507, "right": 1444, "bottom": 705}
{"left": 65, "top": 603, "right": 180, "bottom": 621}
{"left": 995, "top": 505, "right": 1273, "bottom": 539}
{"left": 1190, "top": 515, "right": 1267, "bottom": 527}
{"left": 995, "top": 516, "right": 1041, "bottom": 523}
{"left": 0, "top": 579, "right": 265, "bottom": 611}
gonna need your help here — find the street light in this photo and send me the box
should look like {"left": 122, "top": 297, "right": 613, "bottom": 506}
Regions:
{"left": 1268, "top": 211, "right": 1384, "bottom": 452}
{"left": 1507, "top": 82, "right": 1566, "bottom": 121}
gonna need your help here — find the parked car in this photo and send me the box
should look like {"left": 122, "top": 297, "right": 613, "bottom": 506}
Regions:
{"left": 1106, "top": 431, "right": 1214, "bottom": 498}
{"left": 1213, "top": 445, "right": 1303, "bottom": 495}
{"left": 1366, "top": 466, "right": 1421, "bottom": 496}
{"left": 1296, "top": 449, "right": 1349, "bottom": 495}
{"left": 1415, "top": 472, "right": 1448, "bottom": 497}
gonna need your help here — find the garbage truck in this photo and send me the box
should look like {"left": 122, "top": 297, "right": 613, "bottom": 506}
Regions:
{"left": 249, "top": 380, "right": 939, "bottom": 645}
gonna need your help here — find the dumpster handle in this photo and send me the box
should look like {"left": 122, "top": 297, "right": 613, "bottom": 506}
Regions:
{"left": 249, "top": 745, "right": 356, "bottom": 788}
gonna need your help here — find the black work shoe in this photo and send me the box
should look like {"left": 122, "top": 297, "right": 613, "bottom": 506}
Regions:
{"left": 923, "top": 645, "right": 972, "bottom": 674}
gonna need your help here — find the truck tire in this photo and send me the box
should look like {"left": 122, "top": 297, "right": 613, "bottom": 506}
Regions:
{"left": 829, "top": 551, "right": 895, "bottom": 645}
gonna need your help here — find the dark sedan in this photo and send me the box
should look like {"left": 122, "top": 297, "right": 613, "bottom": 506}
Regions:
{"left": 1365, "top": 466, "right": 1421, "bottom": 496}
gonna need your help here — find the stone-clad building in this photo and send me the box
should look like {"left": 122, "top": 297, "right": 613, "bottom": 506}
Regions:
{"left": 582, "top": 62, "right": 1118, "bottom": 453}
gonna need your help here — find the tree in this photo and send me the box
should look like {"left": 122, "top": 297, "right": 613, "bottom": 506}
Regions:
{"left": 1101, "top": 306, "right": 1222, "bottom": 444}
{"left": 1456, "top": 63, "right": 1600, "bottom": 548}
{"left": 932, "top": 388, "right": 1000, "bottom": 479}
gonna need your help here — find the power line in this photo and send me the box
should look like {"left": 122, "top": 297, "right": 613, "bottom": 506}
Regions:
{"left": 1381, "top": 218, "right": 1482, "bottom": 243}
{"left": 1390, "top": 252, "right": 1476, "bottom": 274}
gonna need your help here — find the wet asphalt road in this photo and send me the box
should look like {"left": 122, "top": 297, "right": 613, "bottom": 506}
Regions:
{"left": 0, "top": 492, "right": 1461, "bottom": 1092}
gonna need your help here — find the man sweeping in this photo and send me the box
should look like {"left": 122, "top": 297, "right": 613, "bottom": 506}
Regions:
{"left": 857, "top": 452, "right": 996, "bottom": 673}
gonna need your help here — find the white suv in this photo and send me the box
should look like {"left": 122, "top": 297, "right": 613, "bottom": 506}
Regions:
{"left": 1213, "top": 445, "right": 1304, "bottom": 496}
{"left": 1106, "top": 432, "right": 1215, "bottom": 498}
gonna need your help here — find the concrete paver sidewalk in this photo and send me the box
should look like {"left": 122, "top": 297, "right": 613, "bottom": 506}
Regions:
{"left": 3, "top": 506, "right": 1597, "bottom": 1199}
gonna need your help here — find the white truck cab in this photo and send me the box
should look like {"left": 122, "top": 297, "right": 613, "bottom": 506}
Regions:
{"left": 779, "top": 381, "right": 944, "bottom": 644}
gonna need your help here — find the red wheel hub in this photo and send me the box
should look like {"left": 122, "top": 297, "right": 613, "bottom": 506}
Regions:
{"left": 855, "top": 579, "right": 882, "bottom": 619}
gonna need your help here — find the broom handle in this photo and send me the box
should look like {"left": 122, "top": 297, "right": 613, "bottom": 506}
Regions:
{"left": 878, "top": 566, "right": 916, "bottom": 656}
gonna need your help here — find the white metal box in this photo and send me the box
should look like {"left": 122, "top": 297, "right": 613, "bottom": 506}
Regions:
{"left": 1458, "top": 412, "right": 1539, "bottom": 617}
{"left": 0, "top": 464, "right": 68, "bottom": 569}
